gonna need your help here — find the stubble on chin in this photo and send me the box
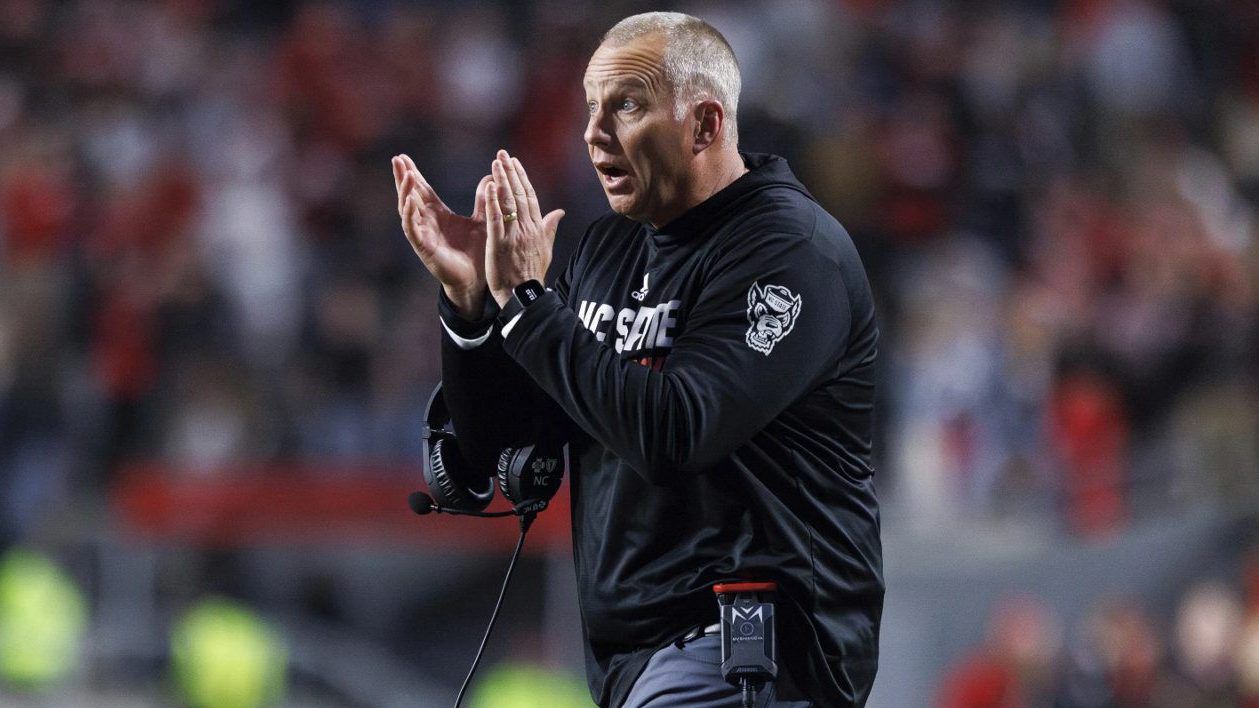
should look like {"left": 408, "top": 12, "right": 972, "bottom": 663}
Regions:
{"left": 606, "top": 194, "right": 637, "bottom": 219}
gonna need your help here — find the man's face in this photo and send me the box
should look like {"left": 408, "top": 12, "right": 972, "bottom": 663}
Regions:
{"left": 583, "top": 34, "right": 692, "bottom": 226}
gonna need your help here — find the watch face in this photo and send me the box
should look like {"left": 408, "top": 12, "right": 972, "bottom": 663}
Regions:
{"left": 515, "top": 280, "right": 544, "bottom": 305}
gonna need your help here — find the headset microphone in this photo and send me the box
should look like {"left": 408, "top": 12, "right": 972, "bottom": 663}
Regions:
{"left": 407, "top": 492, "right": 517, "bottom": 518}
{"left": 407, "top": 491, "right": 436, "bottom": 515}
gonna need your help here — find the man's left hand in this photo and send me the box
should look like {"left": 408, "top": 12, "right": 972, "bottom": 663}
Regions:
{"left": 485, "top": 150, "right": 566, "bottom": 307}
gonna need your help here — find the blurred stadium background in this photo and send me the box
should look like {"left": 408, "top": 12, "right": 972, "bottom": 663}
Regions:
{"left": 0, "top": 0, "right": 1257, "bottom": 706}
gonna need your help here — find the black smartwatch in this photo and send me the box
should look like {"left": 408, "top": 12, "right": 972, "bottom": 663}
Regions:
{"left": 497, "top": 279, "right": 546, "bottom": 329}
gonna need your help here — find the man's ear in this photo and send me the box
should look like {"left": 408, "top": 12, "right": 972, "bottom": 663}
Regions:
{"left": 692, "top": 100, "right": 724, "bottom": 154}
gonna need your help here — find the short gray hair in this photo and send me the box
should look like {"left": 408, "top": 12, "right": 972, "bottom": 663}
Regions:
{"left": 602, "top": 12, "right": 740, "bottom": 142}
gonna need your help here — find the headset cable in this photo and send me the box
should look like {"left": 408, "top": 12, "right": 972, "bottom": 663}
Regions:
{"left": 453, "top": 512, "right": 535, "bottom": 708}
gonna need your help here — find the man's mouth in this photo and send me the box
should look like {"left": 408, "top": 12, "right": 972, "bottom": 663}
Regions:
{"left": 595, "top": 163, "right": 632, "bottom": 191}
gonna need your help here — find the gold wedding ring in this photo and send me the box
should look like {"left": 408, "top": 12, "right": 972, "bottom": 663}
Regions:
{"left": 504, "top": 211, "right": 518, "bottom": 223}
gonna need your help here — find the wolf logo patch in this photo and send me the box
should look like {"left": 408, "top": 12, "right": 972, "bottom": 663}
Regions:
{"left": 745, "top": 281, "right": 802, "bottom": 355}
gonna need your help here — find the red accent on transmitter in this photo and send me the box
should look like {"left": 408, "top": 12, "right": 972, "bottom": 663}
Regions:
{"left": 713, "top": 581, "right": 778, "bottom": 594}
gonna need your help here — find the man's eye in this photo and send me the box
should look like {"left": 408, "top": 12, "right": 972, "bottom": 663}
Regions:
{"left": 587, "top": 101, "right": 598, "bottom": 114}
{"left": 619, "top": 99, "right": 638, "bottom": 112}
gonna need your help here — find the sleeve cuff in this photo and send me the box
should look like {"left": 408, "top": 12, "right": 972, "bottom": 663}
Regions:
{"left": 499, "top": 290, "right": 566, "bottom": 352}
{"left": 437, "top": 286, "right": 500, "bottom": 349}
{"left": 441, "top": 318, "right": 493, "bottom": 349}
{"left": 499, "top": 311, "right": 525, "bottom": 339}
{"left": 499, "top": 288, "right": 559, "bottom": 342}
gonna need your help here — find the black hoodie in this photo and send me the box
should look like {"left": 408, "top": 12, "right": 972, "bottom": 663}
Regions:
{"left": 437, "top": 153, "right": 883, "bottom": 707}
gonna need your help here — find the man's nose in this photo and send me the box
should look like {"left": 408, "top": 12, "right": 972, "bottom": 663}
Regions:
{"left": 584, "top": 109, "right": 613, "bottom": 149}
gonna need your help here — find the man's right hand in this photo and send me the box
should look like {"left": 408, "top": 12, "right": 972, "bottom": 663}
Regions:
{"left": 393, "top": 154, "right": 493, "bottom": 319}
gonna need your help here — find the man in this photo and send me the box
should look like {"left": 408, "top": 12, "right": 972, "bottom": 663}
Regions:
{"left": 392, "top": 12, "right": 882, "bottom": 707}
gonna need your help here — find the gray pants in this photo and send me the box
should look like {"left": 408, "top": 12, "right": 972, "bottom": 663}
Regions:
{"left": 621, "top": 635, "right": 812, "bottom": 707}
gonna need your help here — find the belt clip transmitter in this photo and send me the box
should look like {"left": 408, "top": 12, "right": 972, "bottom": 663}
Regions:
{"left": 714, "top": 581, "right": 778, "bottom": 708}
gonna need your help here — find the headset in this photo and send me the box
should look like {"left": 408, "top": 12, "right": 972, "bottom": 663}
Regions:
{"left": 417, "top": 382, "right": 568, "bottom": 515}
{"left": 412, "top": 381, "right": 569, "bottom": 708}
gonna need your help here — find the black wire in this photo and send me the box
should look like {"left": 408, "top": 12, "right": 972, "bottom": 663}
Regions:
{"left": 453, "top": 514, "right": 534, "bottom": 708}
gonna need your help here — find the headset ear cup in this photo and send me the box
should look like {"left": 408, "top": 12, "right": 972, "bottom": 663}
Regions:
{"left": 427, "top": 434, "right": 494, "bottom": 511}
{"left": 496, "top": 448, "right": 519, "bottom": 503}
{"left": 496, "top": 444, "right": 567, "bottom": 508}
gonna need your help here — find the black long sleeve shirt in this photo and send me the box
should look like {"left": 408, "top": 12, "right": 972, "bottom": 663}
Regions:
{"left": 437, "top": 153, "right": 883, "bottom": 707}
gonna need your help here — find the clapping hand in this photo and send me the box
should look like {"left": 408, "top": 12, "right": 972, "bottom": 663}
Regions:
{"left": 484, "top": 150, "right": 566, "bottom": 307}
{"left": 393, "top": 154, "right": 493, "bottom": 318}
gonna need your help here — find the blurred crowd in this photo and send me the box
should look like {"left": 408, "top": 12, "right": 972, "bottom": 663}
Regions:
{"left": 938, "top": 550, "right": 1259, "bottom": 707}
{"left": 1, "top": 0, "right": 1257, "bottom": 547}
